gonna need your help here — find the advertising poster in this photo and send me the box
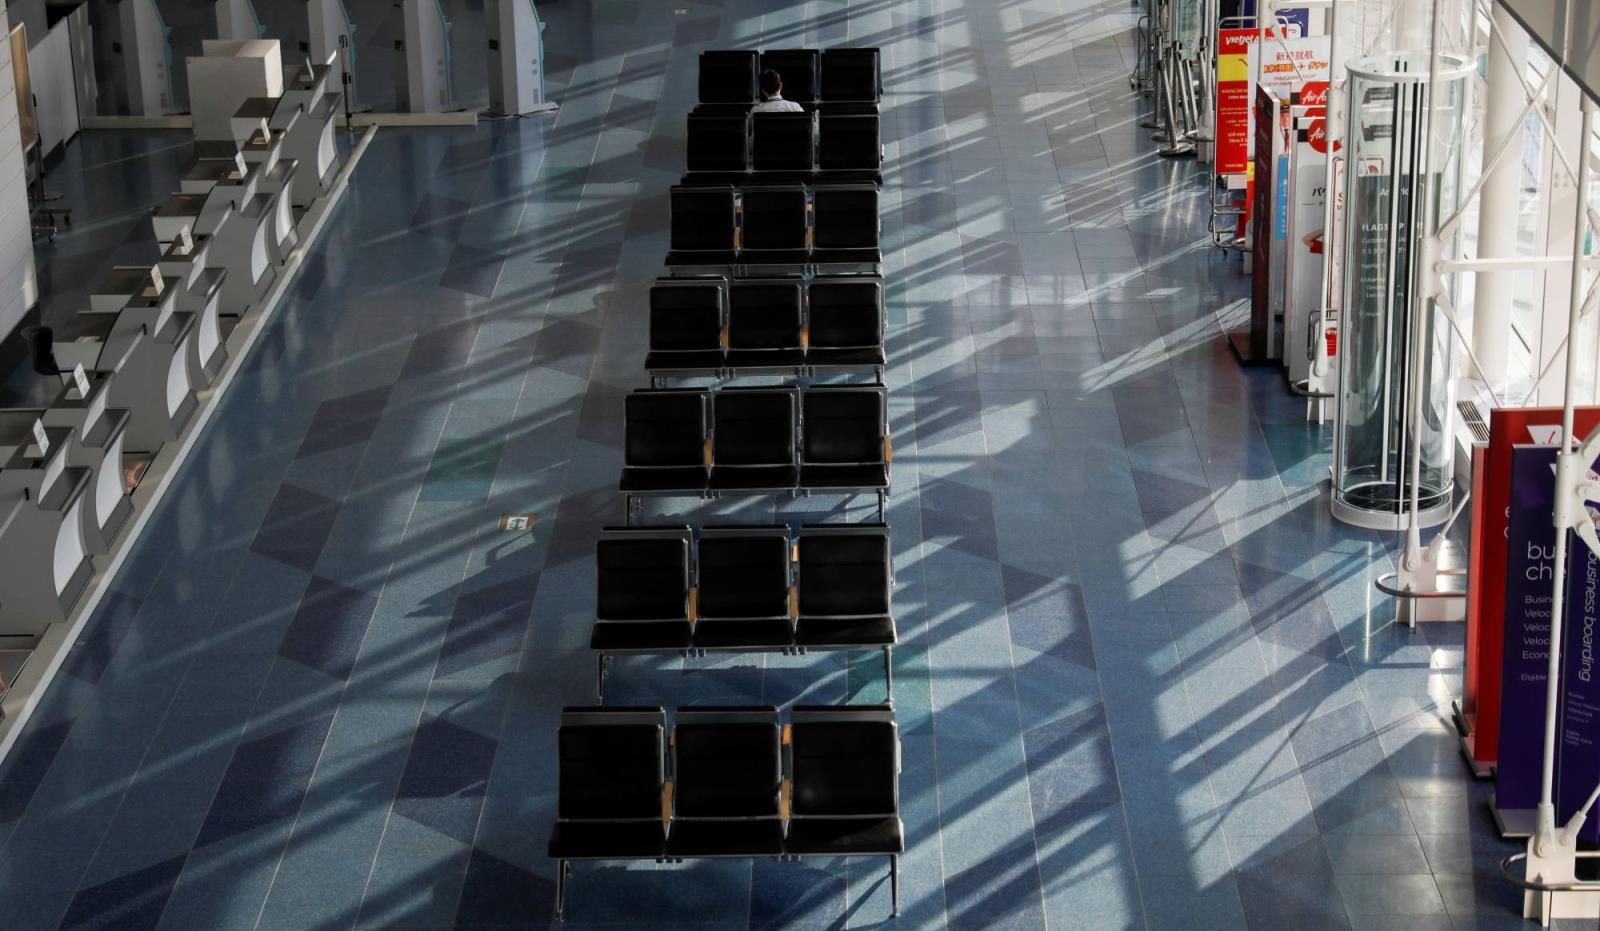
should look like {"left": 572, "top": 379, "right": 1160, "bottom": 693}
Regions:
{"left": 1285, "top": 118, "right": 1327, "bottom": 383}
{"left": 1497, "top": 444, "right": 1560, "bottom": 815}
{"left": 1340, "top": 143, "right": 1414, "bottom": 474}
{"left": 1559, "top": 533, "right": 1600, "bottom": 842}
{"left": 1249, "top": 87, "right": 1288, "bottom": 360}
{"left": 1215, "top": 28, "right": 1257, "bottom": 175}
{"left": 1324, "top": 152, "right": 1345, "bottom": 320}
{"left": 1469, "top": 408, "right": 1600, "bottom": 772}
{"left": 1252, "top": 34, "right": 1330, "bottom": 107}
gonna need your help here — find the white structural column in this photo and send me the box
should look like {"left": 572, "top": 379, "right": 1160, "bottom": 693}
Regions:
{"left": 0, "top": 0, "right": 37, "bottom": 341}
{"left": 1472, "top": 4, "right": 1528, "bottom": 391}
{"left": 1537, "top": 79, "right": 1584, "bottom": 405}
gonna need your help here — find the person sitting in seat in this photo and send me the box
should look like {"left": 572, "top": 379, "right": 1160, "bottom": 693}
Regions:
{"left": 752, "top": 69, "right": 805, "bottom": 113}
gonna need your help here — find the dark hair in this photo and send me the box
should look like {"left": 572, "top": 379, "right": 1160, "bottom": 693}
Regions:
{"left": 759, "top": 69, "right": 782, "bottom": 97}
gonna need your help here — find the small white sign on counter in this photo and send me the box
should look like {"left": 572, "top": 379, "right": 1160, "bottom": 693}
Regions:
{"left": 72, "top": 364, "right": 90, "bottom": 399}
{"left": 31, "top": 418, "right": 48, "bottom": 455}
{"left": 147, "top": 265, "right": 164, "bottom": 296}
{"left": 233, "top": 152, "right": 247, "bottom": 178}
{"left": 176, "top": 224, "right": 194, "bottom": 254}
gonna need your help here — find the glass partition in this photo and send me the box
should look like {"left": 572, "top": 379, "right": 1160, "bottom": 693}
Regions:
{"left": 1331, "top": 52, "right": 1472, "bottom": 529}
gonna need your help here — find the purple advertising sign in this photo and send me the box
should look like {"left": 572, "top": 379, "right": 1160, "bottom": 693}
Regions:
{"left": 1498, "top": 444, "right": 1559, "bottom": 813}
{"left": 1559, "top": 532, "right": 1600, "bottom": 841}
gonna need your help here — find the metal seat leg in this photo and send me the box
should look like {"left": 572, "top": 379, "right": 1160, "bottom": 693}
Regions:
{"left": 890, "top": 854, "right": 899, "bottom": 916}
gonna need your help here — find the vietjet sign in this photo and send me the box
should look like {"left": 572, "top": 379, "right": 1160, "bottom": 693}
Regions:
{"left": 1220, "top": 30, "right": 1254, "bottom": 52}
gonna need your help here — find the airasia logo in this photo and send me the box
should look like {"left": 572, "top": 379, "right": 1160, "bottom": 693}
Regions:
{"left": 1301, "top": 82, "right": 1329, "bottom": 107}
{"left": 1308, "top": 119, "right": 1341, "bottom": 154}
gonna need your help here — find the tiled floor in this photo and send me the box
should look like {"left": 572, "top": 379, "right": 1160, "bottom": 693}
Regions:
{"left": 0, "top": 0, "right": 1550, "bottom": 928}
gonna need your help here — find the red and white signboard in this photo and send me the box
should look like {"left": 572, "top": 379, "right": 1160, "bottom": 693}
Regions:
{"left": 1216, "top": 30, "right": 1330, "bottom": 177}
{"left": 1253, "top": 34, "right": 1331, "bottom": 104}
{"left": 1301, "top": 80, "right": 1329, "bottom": 113}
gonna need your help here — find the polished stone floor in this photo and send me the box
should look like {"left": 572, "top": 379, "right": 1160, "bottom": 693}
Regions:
{"left": 0, "top": 0, "right": 1547, "bottom": 928}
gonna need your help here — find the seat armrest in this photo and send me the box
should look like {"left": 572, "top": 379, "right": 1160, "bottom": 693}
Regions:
{"left": 674, "top": 705, "right": 782, "bottom": 727}
{"left": 790, "top": 704, "right": 896, "bottom": 726}
{"left": 560, "top": 707, "right": 668, "bottom": 729}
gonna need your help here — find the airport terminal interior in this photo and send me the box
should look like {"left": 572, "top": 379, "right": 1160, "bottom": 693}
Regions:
{"left": 5, "top": 0, "right": 1600, "bottom": 927}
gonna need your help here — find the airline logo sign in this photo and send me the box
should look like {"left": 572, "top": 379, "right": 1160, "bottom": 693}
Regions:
{"left": 1300, "top": 81, "right": 1329, "bottom": 111}
{"left": 1215, "top": 28, "right": 1257, "bottom": 175}
{"left": 1307, "top": 119, "right": 1332, "bottom": 154}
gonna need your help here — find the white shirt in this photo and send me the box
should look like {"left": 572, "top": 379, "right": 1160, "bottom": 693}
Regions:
{"left": 752, "top": 95, "right": 805, "bottom": 114}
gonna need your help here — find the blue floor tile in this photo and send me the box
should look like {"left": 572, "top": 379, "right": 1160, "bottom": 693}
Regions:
{"left": 0, "top": 7, "right": 1531, "bottom": 928}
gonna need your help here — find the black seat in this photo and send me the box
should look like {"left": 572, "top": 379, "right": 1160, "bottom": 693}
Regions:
{"left": 667, "top": 186, "right": 738, "bottom": 267}
{"left": 591, "top": 528, "right": 695, "bottom": 653}
{"left": 760, "top": 49, "right": 820, "bottom": 105}
{"left": 818, "top": 111, "right": 882, "bottom": 182}
{"left": 726, "top": 278, "right": 805, "bottom": 371}
{"left": 710, "top": 388, "right": 799, "bottom": 491}
{"left": 666, "top": 707, "right": 785, "bottom": 857}
{"left": 548, "top": 707, "right": 668, "bottom": 862}
{"left": 693, "top": 527, "right": 794, "bottom": 648}
{"left": 550, "top": 703, "right": 904, "bottom": 921}
{"left": 800, "top": 386, "right": 889, "bottom": 507}
{"left": 812, "top": 185, "right": 881, "bottom": 267}
{"left": 784, "top": 705, "right": 903, "bottom": 859}
{"left": 687, "top": 112, "right": 750, "bottom": 177}
{"left": 700, "top": 50, "right": 758, "bottom": 104}
{"left": 795, "top": 524, "right": 895, "bottom": 653}
{"left": 806, "top": 277, "right": 886, "bottom": 373}
{"left": 621, "top": 389, "right": 710, "bottom": 495}
{"left": 819, "top": 48, "right": 881, "bottom": 104}
{"left": 739, "top": 186, "right": 809, "bottom": 268}
{"left": 647, "top": 279, "right": 726, "bottom": 378}
{"left": 751, "top": 112, "right": 815, "bottom": 174}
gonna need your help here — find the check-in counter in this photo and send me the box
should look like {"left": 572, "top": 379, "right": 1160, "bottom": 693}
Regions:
{"left": 154, "top": 192, "right": 275, "bottom": 316}
{"left": 93, "top": 266, "right": 213, "bottom": 394}
{"left": 52, "top": 286, "right": 198, "bottom": 454}
{"left": 272, "top": 67, "right": 342, "bottom": 209}
{"left": 0, "top": 416, "right": 95, "bottom": 634}
{"left": 279, "top": 61, "right": 337, "bottom": 115}
{"left": 7, "top": 373, "right": 136, "bottom": 555}
{"left": 156, "top": 236, "right": 229, "bottom": 381}
{"left": 229, "top": 97, "right": 280, "bottom": 158}
{"left": 184, "top": 156, "right": 299, "bottom": 268}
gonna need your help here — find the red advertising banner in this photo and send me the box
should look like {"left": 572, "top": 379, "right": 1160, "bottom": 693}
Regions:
{"left": 1215, "top": 28, "right": 1256, "bottom": 175}
{"left": 1468, "top": 407, "right": 1600, "bottom": 770}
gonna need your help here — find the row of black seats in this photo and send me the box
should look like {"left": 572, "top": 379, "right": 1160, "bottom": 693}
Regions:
{"left": 649, "top": 276, "right": 885, "bottom": 381}
{"left": 684, "top": 110, "right": 882, "bottom": 184}
{"left": 549, "top": 704, "right": 903, "bottom": 919}
{"left": 622, "top": 385, "right": 891, "bottom": 519}
{"left": 699, "top": 48, "right": 881, "bottom": 107}
{"left": 667, "top": 184, "right": 880, "bottom": 271}
{"left": 593, "top": 523, "right": 894, "bottom": 697}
